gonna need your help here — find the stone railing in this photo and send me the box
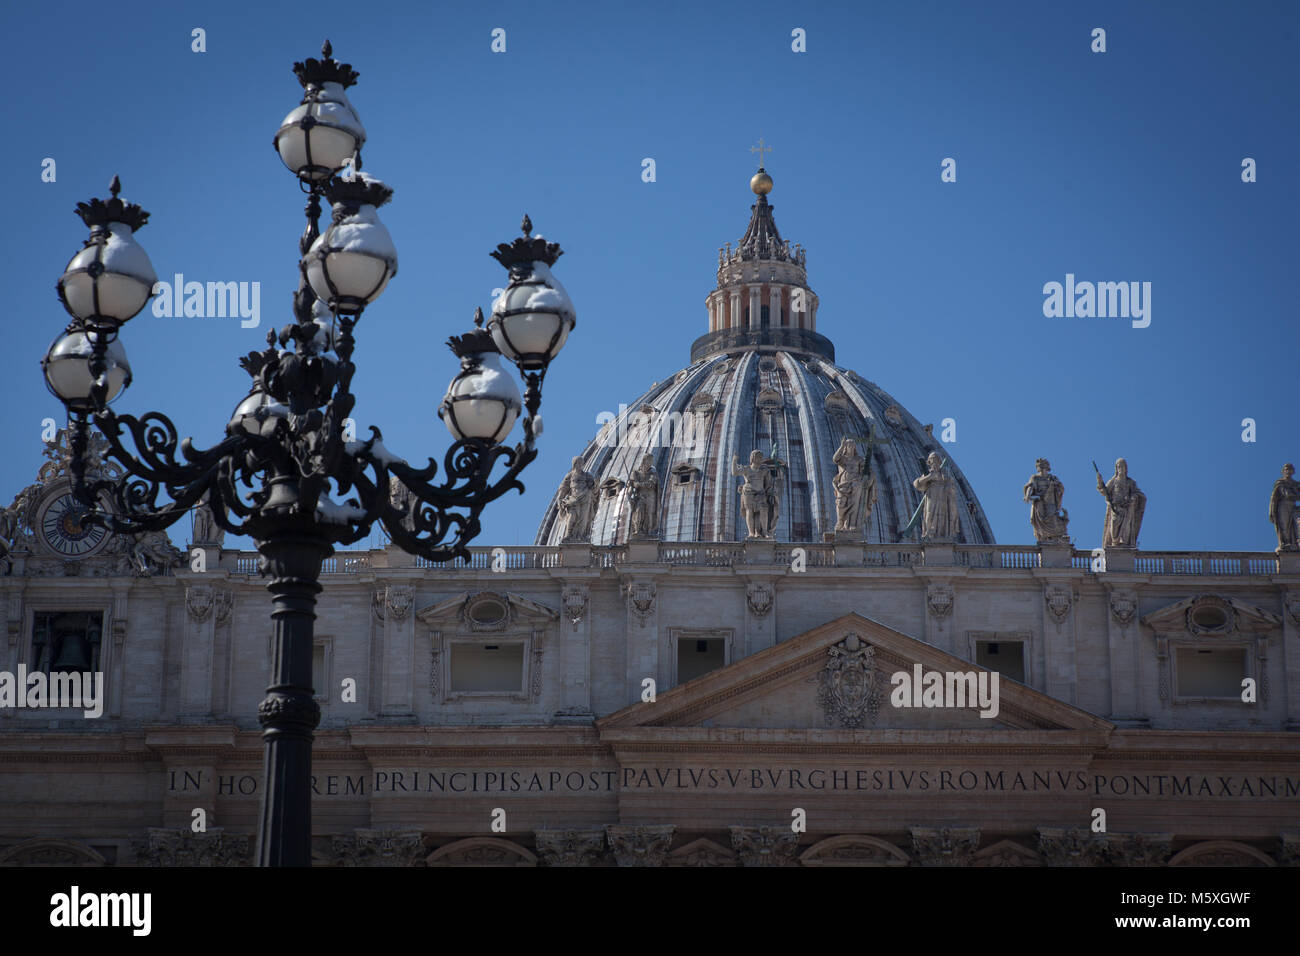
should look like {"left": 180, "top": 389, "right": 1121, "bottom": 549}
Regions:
{"left": 1131, "top": 552, "right": 1278, "bottom": 576}
{"left": 954, "top": 545, "right": 1041, "bottom": 569}
{"left": 222, "top": 545, "right": 1281, "bottom": 576}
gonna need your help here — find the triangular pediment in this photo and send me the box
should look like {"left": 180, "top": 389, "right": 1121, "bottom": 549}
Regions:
{"left": 415, "top": 590, "right": 558, "bottom": 630}
{"left": 1141, "top": 594, "right": 1281, "bottom": 636}
{"left": 599, "top": 613, "right": 1113, "bottom": 734}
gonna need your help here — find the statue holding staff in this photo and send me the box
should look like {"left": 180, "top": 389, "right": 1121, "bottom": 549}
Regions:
{"left": 1095, "top": 457, "right": 1145, "bottom": 548}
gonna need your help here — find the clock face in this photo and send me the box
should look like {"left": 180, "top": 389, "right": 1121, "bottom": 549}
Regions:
{"left": 36, "top": 491, "right": 110, "bottom": 558}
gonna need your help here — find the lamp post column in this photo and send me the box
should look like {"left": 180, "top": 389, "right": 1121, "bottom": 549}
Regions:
{"left": 255, "top": 525, "right": 332, "bottom": 867}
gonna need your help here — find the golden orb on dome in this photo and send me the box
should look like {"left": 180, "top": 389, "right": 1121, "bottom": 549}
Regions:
{"left": 750, "top": 169, "right": 773, "bottom": 195}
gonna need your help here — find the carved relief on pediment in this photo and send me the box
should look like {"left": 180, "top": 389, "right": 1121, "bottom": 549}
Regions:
{"left": 813, "top": 633, "right": 883, "bottom": 729}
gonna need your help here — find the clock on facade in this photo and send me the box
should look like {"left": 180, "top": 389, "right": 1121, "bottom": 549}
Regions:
{"left": 33, "top": 487, "right": 110, "bottom": 558}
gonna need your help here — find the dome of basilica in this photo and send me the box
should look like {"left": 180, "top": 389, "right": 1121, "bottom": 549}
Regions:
{"left": 535, "top": 166, "right": 995, "bottom": 547}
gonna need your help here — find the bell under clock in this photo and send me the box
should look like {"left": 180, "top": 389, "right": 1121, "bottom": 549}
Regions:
{"left": 33, "top": 485, "right": 110, "bottom": 559}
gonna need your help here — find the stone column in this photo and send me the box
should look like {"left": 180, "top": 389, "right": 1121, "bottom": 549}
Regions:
{"left": 622, "top": 578, "right": 658, "bottom": 704}
{"left": 1104, "top": 586, "right": 1143, "bottom": 723}
{"left": 109, "top": 584, "right": 129, "bottom": 718}
{"left": 1040, "top": 582, "right": 1078, "bottom": 704}
{"left": 770, "top": 283, "right": 783, "bottom": 328}
{"left": 557, "top": 580, "right": 593, "bottom": 717}
{"left": 748, "top": 285, "right": 761, "bottom": 329}
{"left": 379, "top": 584, "right": 416, "bottom": 716}
{"left": 1285, "top": 590, "right": 1300, "bottom": 730}
{"left": 182, "top": 583, "right": 218, "bottom": 717}
{"left": 729, "top": 290, "right": 741, "bottom": 331}
{"left": 745, "top": 579, "right": 777, "bottom": 655}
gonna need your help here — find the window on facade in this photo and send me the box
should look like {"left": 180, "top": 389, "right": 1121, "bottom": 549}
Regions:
{"left": 31, "top": 611, "right": 103, "bottom": 676}
{"left": 677, "top": 637, "right": 725, "bottom": 684}
{"left": 975, "top": 640, "right": 1025, "bottom": 683}
{"left": 1176, "top": 647, "right": 1246, "bottom": 698}
{"left": 312, "top": 644, "right": 326, "bottom": 701}
{"left": 449, "top": 642, "right": 524, "bottom": 693}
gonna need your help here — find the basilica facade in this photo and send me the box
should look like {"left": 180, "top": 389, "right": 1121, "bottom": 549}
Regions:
{"left": 0, "top": 169, "right": 1297, "bottom": 868}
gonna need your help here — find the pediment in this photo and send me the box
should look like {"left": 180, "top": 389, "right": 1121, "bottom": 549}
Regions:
{"left": 415, "top": 590, "right": 558, "bottom": 631}
{"left": 1141, "top": 594, "right": 1281, "bottom": 637}
{"left": 599, "top": 613, "right": 1113, "bottom": 734}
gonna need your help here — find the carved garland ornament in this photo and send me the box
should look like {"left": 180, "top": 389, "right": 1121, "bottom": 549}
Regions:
{"left": 729, "top": 826, "right": 799, "bottom": 867}
{"left": 606, "top": 825, "right": 676, "bottom": 867}
{"left": 133, "top": 828, "right": 251, "bottom": 867}
{"left": 331, "top": 829, "right": 427, "bottom": 867}
{"left": 910, "top": 827, "right": 981, "bottom": 866}
{"left": 534, "top": 828, "right": 606, "bottom": 866}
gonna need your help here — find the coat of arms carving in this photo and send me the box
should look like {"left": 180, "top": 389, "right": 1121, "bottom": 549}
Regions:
{"left": 186, "top": 586, "right": 213, "bottom": 623}
{"left": 386, "top": 586, "right": 414, "bottom": 622}
{"left": 926, "top": 585, "right": 954, "bottom": 619}
{"left": 1045, "top": 586, "right": 1073, "bottom": 623}
{"left": 1109, "top": 591, "right": 1137, "bottom": 627}
{"left": 623, "top": 582, "right": 656, "bottom": 625}
{"left": 814, "top": 633, "right": 883, "bottom": 729}
{"left": 746, "top": 582, "right": 774, "bottom": 618}
{"left": 562, "top": 586, "right": 589, "bottom": 627}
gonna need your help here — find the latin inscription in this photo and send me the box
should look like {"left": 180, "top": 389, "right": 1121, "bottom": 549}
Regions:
{"left": 167, "top": 768, "right": 1300, "bottom": 799}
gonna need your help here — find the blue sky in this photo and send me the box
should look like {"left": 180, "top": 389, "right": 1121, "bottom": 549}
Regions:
{"left": 3, "top": 0, "right": 1296, "bottom": 554}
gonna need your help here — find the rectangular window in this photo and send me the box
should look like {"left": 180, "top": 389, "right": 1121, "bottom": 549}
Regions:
{"left": 1175, "top": 647, "right": 1247, "bottom": 699}
{"left": 677, "top": 637, "right": 725, "bottom": 684}
{"left": 31, "top": 611, "right": 103, "bottom": 676}
{"left": 312, "top": 644, "right": 327, "bottom": 702}
{"left": 449, "top": 642, "right": 525, "bottom": 693}
{"left": 975, "top": 640, "right": 1025, "bottom": 683}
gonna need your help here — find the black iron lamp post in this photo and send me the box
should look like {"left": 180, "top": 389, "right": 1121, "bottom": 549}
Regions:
{"left": 39, "top": 42, "right": 575, "bottom": 867}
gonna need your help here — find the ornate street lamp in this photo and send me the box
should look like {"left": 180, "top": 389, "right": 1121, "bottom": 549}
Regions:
{"left": 42, "top": 42, "right": 573, "bottom": 867}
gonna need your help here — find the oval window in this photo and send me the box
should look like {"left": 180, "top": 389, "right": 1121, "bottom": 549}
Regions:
{"left": 1191, "top": 606, "right": 1228, "bottom": 630}
{"left": 469, "top": 599, "right": 507, "bottom": 626}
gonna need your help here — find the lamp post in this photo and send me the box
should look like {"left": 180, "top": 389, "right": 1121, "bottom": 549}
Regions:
{"left": 39, "top": 41, "right": 575, "bottom": 867}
